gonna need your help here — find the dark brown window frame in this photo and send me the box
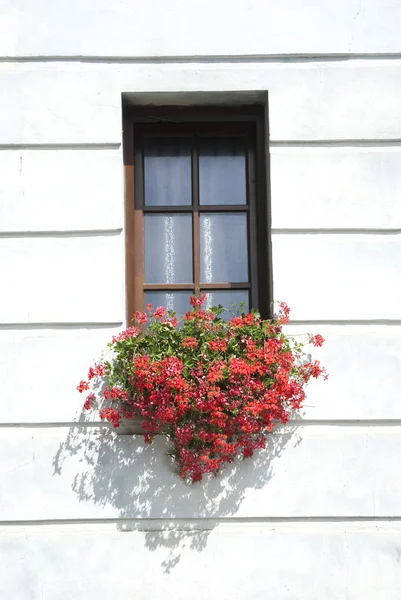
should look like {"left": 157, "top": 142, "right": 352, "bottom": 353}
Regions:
{"left": 123, "top": 105, "right": 271, "bottom": 321}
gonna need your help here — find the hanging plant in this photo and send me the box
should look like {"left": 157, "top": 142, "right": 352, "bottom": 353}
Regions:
{"left": 78, "top": 296, "right": 326, "bottom": 482}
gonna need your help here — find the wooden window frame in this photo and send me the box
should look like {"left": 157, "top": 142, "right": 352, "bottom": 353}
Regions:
{"left": 123, "top": 106, "right": 271, "bottom": 321}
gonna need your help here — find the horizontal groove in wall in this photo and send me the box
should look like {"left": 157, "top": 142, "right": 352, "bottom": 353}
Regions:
{"left": 0, "top": 422, "right": 112, "bottom": 429}
{"left": 1, "top": 516, "right": 401, "bottom": 529}
{"left": 0, "top": 320, "right": 400, "bottom": 330}
{"left": 272, "top": 228, "right": 401, "bottom": 235}
{"left": 286, "top": 420, "right": 401, "bottom": 427}
{"left": 2, "top": 229, "right": 398, "bottom": 238}
{"left": 288, "top": 319, "right": 401, "bottom": 326}
{"left": 0, "top": 143, "right": 121, "bottom": 151}
{"left": 2, "top": 53, "right": 401, "bottom": 64}
{"left": 1, "top": 141, "right": 400, "bottom": 151}
{"left": 270, "top": 139, "right": 401, "bottom": 147}
{"left": 0, "top": 229, "right": 122, "bottom": 239}
{"left": 1, "top": 420, "right": 401, "bottom": 430}
{"left": 0, "top": 322, "right": 123, "bottom": 330}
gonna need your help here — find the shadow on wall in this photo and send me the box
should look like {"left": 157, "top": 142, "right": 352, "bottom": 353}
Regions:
{"left": 53, "top": 416, "right": 300, "bottom": 573}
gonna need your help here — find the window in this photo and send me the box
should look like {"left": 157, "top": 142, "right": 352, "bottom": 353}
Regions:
{"left": 124, "top": 106, "right": 271, "bottom": 320}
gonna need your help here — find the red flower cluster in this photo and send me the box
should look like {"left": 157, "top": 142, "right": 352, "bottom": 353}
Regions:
{"left": 84, "top": 392, "right": 96, "bottom": 410}
{"left": 88, "top": 363, "right": 106, "bottom": 379}
{"left": 190, "top": 293, "right": 207, "bottom": 308}
{"left": 278, "top": 301, "right": 290, "bottom": 324}
{"left": 309, "top": 334, "right": 325, "bottom": 347}
{"left": 78, "top": 299, "right": 326, "bottom": 482}
{"left": 112, "top": 327, "right": 139, "bottom": 344}
{"left": 99, "top": 407, "right": 123, "bottom": 428}
{"left": 182, "top": 336, "right": 198, "bottom": 349}
{"left": 209, "top": 339, "right": 227, "bottom": 352}
{"left": 77, "top": 380, "right": 90, "bottom": 393}
{"left": 152, "top": 306, "right": 166, "bottom": 320}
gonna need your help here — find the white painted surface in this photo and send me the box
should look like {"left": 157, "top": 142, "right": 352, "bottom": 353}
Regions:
{"left": 0, "top": 149, "right": 123, "bottom": 232}
{"left": 272, "top": 233, "right": 401, "bottom": 320}
{"left": 271, "top": 147, "right": 401, "bottom": 230}
{"left": 0, "top": 328, "right": 119, "bottom": 423}
{"left": 286, "top": 325, "right": 401, "bottom": 420}
{"left": 1, "top": 522, "right": 400, "bottom": 600}
{"left": 2, "top": 61, "right": 401, "bottom": 144}
{"left": 2, "top": 0, "right": 401, "bottom": 57}
{"left": 1, "top": 427, "right": 400, "bottom": 520}
{"left": 0, "top": 235, "right": 124, "bottom": 323}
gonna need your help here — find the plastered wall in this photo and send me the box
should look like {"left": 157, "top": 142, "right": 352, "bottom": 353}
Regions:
{"left": 1, "top": 2, "right": 401, "bottom": 598}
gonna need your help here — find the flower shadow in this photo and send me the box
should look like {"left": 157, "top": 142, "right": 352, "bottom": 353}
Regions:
{"left": 53, "top": 417, "right": 299, "bottom": 573}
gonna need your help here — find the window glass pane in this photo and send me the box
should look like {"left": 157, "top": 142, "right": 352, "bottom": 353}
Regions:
{"left": 145, "top": 291, "right": 192, "bottom": 317}
{"left": 203, "top": 290, "right": 249, "bottom": 319}
{"left": 200, "top": 213, "right": 248, "bottom": 283}
{"left": 144, "top": 138, "right": 192, "bottom": 206}
{"left": 199, "top": 137, "right": 246, "bottom": 205}
{"left": 145, "top": 214, "right": 193, "bottom": 283}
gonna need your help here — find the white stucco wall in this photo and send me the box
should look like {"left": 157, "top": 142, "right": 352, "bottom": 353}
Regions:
{"left": 1, "top": 2, "right": 401, "bottom": 598}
